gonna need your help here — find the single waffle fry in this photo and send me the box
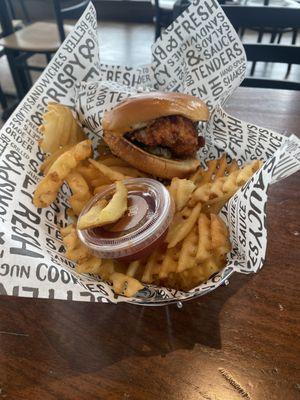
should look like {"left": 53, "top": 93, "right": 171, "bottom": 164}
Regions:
{"left": 159, "top": 246, "right": 180, "bottom": 279}
{"left": 61, "top": 224, "right": 80, "bottom": 250}
{"left": 202, "top": 257, "right": 222, "bottom": 279}
{"left": 215, "top": 154, "right": 228, "bottom": 178}
{"left": 142, "top": 250, "right": 164, "bottom": 283}
{"left": 169, "top": 178, "right": 196, "bottom": 211}
{"left": 77, "top": 198, "right": 108, "bottom": 229}
{"left": 77, "top": 181, "right": 127, "bottom": 230}
{"left": 69, "top": 195, "right": 91, "bottom": 216}
{"left": 66, "top": 208, "right": 78, "bottom": 221}
{"left": 89, "top": 158, "right": 126, "bottom": 181}
{"left": 200, "top": 159, "right": 218, "bottom": 185}
{"left": 196, "top": 213, "right": 211, "bottom": 262}
{"left": 177, "top": 227, "right": 198, "bottom": 272}
{"left": 76, "top": 257, "right": 102, "bottom": 274}
{"left": 110, "top": 272, "right": 144, "bottom": 297}
{"left": 202, "top": 192, "right": 233, "bottom": 215}
{"left": 126, "top": 260, "right": 142, "bottom": 278}
{"left": 39, "top": 103, "right": 85, "bottom": 154}
{"left": 236, "top": 160, "right": 263, "bottom": 185}
{"left": 61, "top": 224, "right": 90, "bottom": 262}
{"left": 189, "top": 183, "right": 211, "bottom": 205}
{"left": 60, "top": 224, "right": 73, "bottom": 237}
{"left": 210, "top": 214, "right": 231, "bottom": 259}
{"left": 98, "top": 259, "right": 116, "bottom": 280}
{"left": 222, "top": 170, "right": 240, "bottom": 193}
{"left": 66, "top": 171, "right": 92, "bottom": 216}
{"left": 33, "top": 140, "right": 92, "bottom": 208}
{"left": 227, "top": 159, "right": 239, "bottom": 173}
{"left": 40, "top": 144, "right": 74, "bottom": 174}
{"left": 181, "top": 206, "right": 192, "bottom": 218}
{"left": 176, "top": 265, "right": 207, "bottom": 291}
{"left": 210, "top": 177, "right": 226, "bottom": 198}
{"left": 167, "top": 202, "right": 202, "bottom": 248}
{"left": 76, "top": 161, "right": 102, "bottom": 182}
{"left": 67, "top": 247, "right": 90, "bottom": 262}
{"left": 90, "top": 176, "right": 112, "bottom": 188}
{"left": 189, "top": 168, "right": 203, "bottom": 185}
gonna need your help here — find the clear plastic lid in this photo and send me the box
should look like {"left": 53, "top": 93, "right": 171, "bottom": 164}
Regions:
{"left": 77, "top": 178, "right": 174, "bottom": 260}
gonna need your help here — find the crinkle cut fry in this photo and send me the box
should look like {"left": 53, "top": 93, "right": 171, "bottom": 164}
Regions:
{"left": 167, "top": 202, "right": 202, "bottom": 248}
{"left": 61, "top": 223, "right": 90, "bottom": 262}
{"left": 39, "top": 103, "right": 86, "bottom": 154}
{"left": 190, "top": 159, "right": 263, "bottom": 207}
{"left": 168, "top": 178, "right": 196, "bottom": 212}
{"left": 33, "top": 140, "right": 92, "bottom": 208}
{"left": 65, "top": 171, "right": 92, "bottom": 216}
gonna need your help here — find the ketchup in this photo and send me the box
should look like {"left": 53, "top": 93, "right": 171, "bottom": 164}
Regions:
{"left": 77, "top": 178, "right": 174, "bottom": 261}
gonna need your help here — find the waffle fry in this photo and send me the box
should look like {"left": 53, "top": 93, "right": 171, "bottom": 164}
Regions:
{"left": 159, "top": 245, "right": 180, "bottom": 279}
{"left": 98, "top": 259, "right": 116, "bottom": 280}
{"left": 40, "top": 144, "right": 74, "bottom": 175}
{"left": 110, "top": 272, "right": 144, "bottom": 297}
{"left": 172, "top": 257, "right": 221, "bottom": 291}
{"left": 61, "top": 223, "right": 90, "bottom": 262}
{"left": 34, "top": 119, "right": 254, "bottom": 298}
{"left": 174, "top": 266, "right": 207, "bottom": 291}
{"left": 76, "top": 257, "right": 102, "bottom": 274}
{"left": 89, "top": 158, "right": 127, "bottom": 181}
{"left": 77, "top": 257, "right": 144, "bottom": 297}
{"left": 196, "top": 213, "right": 211, "bottom": 262}
{"left": 190, "top": 159, "right": 263, "bottom": 208}
{"left": 211, "top": 214, "right": 231, "bottom": 258}
{"left": 177, "top": 227, "right": 198, "bottom": 272}
{"left": 77, "top": 181, "right": 127, "bottom": 230}
{"left": 75, "top": 160, "right": 103, "bottom": 182}
{"left": 33, "top": 140, "right": 92, "bottom": 208}
{"left": 197, "top": 214, "right": 231, "bottom": 263}
{"left": 90, "top": 176, "right": 112, "bottom": 188}
{"left": 141, "top": 250, "right": 165, "bottom": 283}
{"left": 126, "top": 260, "right": 142, "bottom": 278}
{"left": 65, "top": 171, "right": 92, "bottom": 216}
{"left": 39, "top": 103, "right": 86, "bottom": 154}
{"left": 169, "top": 178, "right": 196, "bottom": 211}
{"left": 167, "top": 202, "right": 202, "bottom": 248}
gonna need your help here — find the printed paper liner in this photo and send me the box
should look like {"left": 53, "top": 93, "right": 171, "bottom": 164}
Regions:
{"left": 0, "top": 1, "right": 299, "bottom": 305}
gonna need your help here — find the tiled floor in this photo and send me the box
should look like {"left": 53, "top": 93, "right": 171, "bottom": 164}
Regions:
{"left": 0, "top": 21, "right": 300, "bottom": 126}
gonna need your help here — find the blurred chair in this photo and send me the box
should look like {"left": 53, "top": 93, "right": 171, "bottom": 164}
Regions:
{"left": 222, "top": 5, "right": 300, "bottom": 90}
{"left": 0, "top": 46, "right": 8, "bottom": 110}
{"left": 152, "top": 0, "right": 176, "bottom": 39}
{"left": 0, "top": 0, "right": 89, "bottom": 99}
{"left": 0, "top": 0, "right": 27, "bottom": 116}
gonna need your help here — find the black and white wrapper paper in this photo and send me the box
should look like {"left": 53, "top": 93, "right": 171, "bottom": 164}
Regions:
{"left": 0, "top": 1, "right": 299, "bottom": 305}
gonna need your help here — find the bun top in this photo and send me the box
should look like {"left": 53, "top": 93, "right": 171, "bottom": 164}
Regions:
{"left": 102, "top": 92, "right": 209, "bottom": 135}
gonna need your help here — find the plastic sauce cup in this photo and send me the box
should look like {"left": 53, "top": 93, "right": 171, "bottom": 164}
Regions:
{"left": 77, "top": 178, "right": 174, "bottom": 262}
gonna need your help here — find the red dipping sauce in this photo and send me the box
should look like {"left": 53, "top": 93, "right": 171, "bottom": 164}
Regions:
{"left": 77, "top": 178, "right": 174, "bottom": 261}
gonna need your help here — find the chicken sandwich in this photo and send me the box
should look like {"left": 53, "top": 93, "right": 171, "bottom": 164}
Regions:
{"left": 102, "top": 92, "right": 209, "bottom": 179}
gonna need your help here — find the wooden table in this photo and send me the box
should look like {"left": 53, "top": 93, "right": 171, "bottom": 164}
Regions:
{"left": 0, "top": 87, "right": 299, "bottom": 400}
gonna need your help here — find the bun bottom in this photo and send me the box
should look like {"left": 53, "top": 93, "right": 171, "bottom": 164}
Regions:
{"left": 103, "top": 133, "right": 199, "bottom": 179}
